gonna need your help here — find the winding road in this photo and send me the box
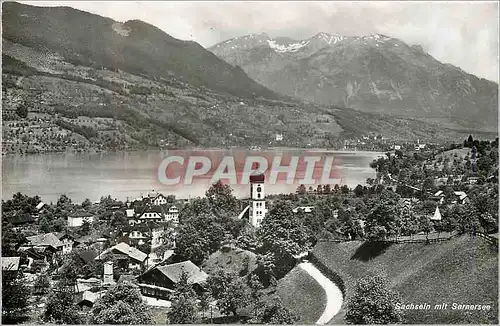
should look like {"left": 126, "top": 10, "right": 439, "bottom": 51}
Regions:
{"left": 299, "top": 262, "right": 343, "bottom": 325}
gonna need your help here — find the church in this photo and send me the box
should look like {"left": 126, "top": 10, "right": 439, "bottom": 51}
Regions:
{"left": 237, "top": 171, "right": 268, "bottom": 227}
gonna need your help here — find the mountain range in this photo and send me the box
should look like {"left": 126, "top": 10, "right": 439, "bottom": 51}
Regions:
{"left": 2, "top": 2, "right": 497, "bottom": 153}
{"left": 210, "top": 32, "right": 498, "bottom": 132}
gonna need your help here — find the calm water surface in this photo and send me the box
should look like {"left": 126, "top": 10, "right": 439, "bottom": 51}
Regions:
{"left": 2, "top": 150, "right": 383, "bottom": 203}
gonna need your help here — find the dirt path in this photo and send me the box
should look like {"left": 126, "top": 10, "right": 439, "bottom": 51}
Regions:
{"left": 299, "top": 262, "right": 343, "bottom": 324}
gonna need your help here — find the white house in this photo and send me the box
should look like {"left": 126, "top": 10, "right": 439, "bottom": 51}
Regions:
{"left": 275, "top": 134, "right": 283, "bottom": 141}
{"left": 452, "top": 191, "right": 469, "bottom": 204}
{"left": 137, "top": 206, "right": 165, "bottom": 222}
{"left": 125, "top": 209, "right": 135, "bottom": 218}
{"left": 55, "top": 233, "right": 75, "bottom": 254}
{"left": 292, "top": 206, "right": 315, "bottom": 213}
{"left": 152, "top": 194, "right": 168, "bottom": 206}
{"left": 165, "top": 206, "right": 179, "bottom": 223}
{"left": 67, "top": 210, "right": 95, "bottom": 227}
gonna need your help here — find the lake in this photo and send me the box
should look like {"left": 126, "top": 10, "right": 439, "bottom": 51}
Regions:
{"left": 2, "top": 150, "right": 383, "bottom": 203}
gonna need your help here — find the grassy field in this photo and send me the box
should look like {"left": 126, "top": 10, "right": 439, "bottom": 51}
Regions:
{"left": 276, "top": 265, "right": 327, "bottom": 324}
{"left": 311, "top": 235, "right": 498, "bottom": 324}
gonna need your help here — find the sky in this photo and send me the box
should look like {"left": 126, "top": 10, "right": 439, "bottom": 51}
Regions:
{"left": 21, "top": 1, "right": 499, "bottom": 82}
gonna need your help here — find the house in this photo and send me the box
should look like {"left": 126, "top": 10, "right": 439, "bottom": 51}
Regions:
{"left": 394, "top": 145, "right": 401, "bottom": 150}
{"left": 452, "top": 175, "right": 465, "bottom": 184}
{"left": 468, "top": 176, "right": 479, "bottom": 185}
{"left": 452, "top": 191, "right": 469, "bottom": 205}
{"left": 74, "top": 277, "right": 101, "bottom": 293}
{"left": 292, "top": 206, "right": 315, "bottom": 213}
{"left": 76, "top": 291, "right": 105, "bottom": 309}
{"left": 165, "top": 206, "right": 179, "bottom": 223}
{"left": 36, "top": 202, "right": 46, "bottom": 212}
{"left": 125, "top": 209, "right": 135, "bottom": 218}
{"left": 152, "top": 193, "right": 168, "bottom": 206}
{"left": 275, "top": 134, "right": 283, "bottom": 141}
{"left": 76, "top": 249, "right": 99, "bottom": 265}
{"left": 434, "top": 177, "right": 448, "bottom": 187}
{"left": 134, "top": 206, "right": 165, "bottom": 223}
{"left": 95, "top": 242, "right": 148, "bottom": 270}
{"left": 17, "top": 246, "right": 48, "bottom": 271}
{"left": 74, "top": 235, "right": 95, "bottom": 248}
{"left": 118, "top": 274, "right": 138, "bottom": 284}
{"left": 54, "top": 232, "right": 75, "bottom": 254}
{"left": 431, "top": 190, "right": 445, "bottom": 205}
{"left": 68, "top": 210, "right": 95, "bottom": 227}
{"left": 8, "top": 213, "right": 36, "bottom": 228}
{"left": 25, "top": 233, "right": 64, "bottom": 253}
{"left": 126, "top": 222, "right": 164, "bottom": 247}
{"left": 2, "top": 257, "right": 21, "bottom": 275}
{"left": 138, "top": 260, "right": 208, "bottom": 300}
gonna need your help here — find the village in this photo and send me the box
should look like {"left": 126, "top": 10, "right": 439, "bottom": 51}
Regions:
{"left": 2, "top": 135, "right": 498, "bottom": 324}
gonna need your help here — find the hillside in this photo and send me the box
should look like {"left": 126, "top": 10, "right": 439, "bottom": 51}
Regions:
{"left": 310, "top": 235, "right": 498, "bottom": 324}
{"left": 2, "top": 2, "right": 278, "bottom": 100}
{"left": 276, "top": 265, "right": 326, "bottom": 324}
{"left": 210, "top": 33, "right": 498, "bottom": 132}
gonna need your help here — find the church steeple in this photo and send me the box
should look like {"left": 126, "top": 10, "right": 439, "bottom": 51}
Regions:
{"left": 249, "top": 168, "right": 266, "bottom": 227}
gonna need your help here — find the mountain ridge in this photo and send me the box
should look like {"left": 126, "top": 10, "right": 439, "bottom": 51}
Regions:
{"left": 2, "top": 1, "right": 280, "bottom": 101}
{"left": 2, "top": 2, "right": 495, "bottom": 155}
{"left": 209, "top": 31, "right": 498, "bottom": 132}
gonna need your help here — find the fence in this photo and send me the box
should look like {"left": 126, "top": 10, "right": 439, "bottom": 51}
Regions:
{"left": 475, "top": 232, "right": 499, "bottom": 246}
{"left": 318, "top": 232, "right": 460, "bottom": 245}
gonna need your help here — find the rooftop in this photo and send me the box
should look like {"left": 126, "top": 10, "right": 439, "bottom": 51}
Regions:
{"left": 26, "top": 233, "right": 64, "bottom": 248}
{"left": 156, "top": 260, "right": 208, "bottom": 284}
{"left": 2, "top": 257, "right": 21, "bottom": 271}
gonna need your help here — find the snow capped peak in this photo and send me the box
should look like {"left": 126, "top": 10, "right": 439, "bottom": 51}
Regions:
{"left": 267, "top": 39, "right": 309, "bottom": 53}
{"left": 310, "top": 32, "right": 346, "bottom": 45}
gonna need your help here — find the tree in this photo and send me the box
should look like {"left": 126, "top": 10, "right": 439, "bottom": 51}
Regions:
{"left": 248, "top": 274, "right": 265, "bottom": 317}
{"left": 198, "top": 292, "right": 211, "bottom": 319}
{"left": 365, "top": 191, "right": 402, "bottom": 241}
{"left": 467, "top": 134, "right": 474, "bottom": 148}
{"left": 323, "top": 184, "right": 332, "bottom": 194}
{"left": 354, "top": 184, "right": 364, "bottom": 197}
{"left": 110, "top": 210, "right": 128, "bottom": 229}
{"left": 43, "top": 285, "right": 82, "bottom": 324}
{"left": 16, "top": 102, "right": 28, "bottom": 118}
{"left": 2, "top": 271, "right": 31, "bottom": 324}
{"left": 56, "top": 194, "right": 72, "bottom": 208}
{"left": 205, "top": 180, "right": 239, "bottom": 215}
{"left": 236, "top": 227, "right": 258, "bottom": 251}
{"left": 82, "top": 198, "right": 92, "bottom": 209}
{"left": 168, "top": 270, "right": 199, "bottom": 324}
{"left": 296, "top": 184, "right": 307, "bottom": 195}
{"left": 334, "top": 184, "right": 340, "bottom": 193}
{"left": 91, "top": 282, "right": 152, "bottom": 324}
{"left": 175, "top": 222, "right": 212, "bottom": 265}
{"left": 257, "top": 298, "right": 298, "bottom": 324}
{"left": 254, "top": 253, "right": 277, "bottom": 287}
{"left": 346, "top": 275, "right": 403, "bottom": 324}
{"left": 257, "top": 201, "right": 311, "bottom": 278}
{"left": 34, "top": 272, "right": 51, "bottom": 294}
{"left": 207, "top": 269, "right": 250, "bottom": 316}
{"left": 78, "top": 219, "right": 91, "bottom": 236}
